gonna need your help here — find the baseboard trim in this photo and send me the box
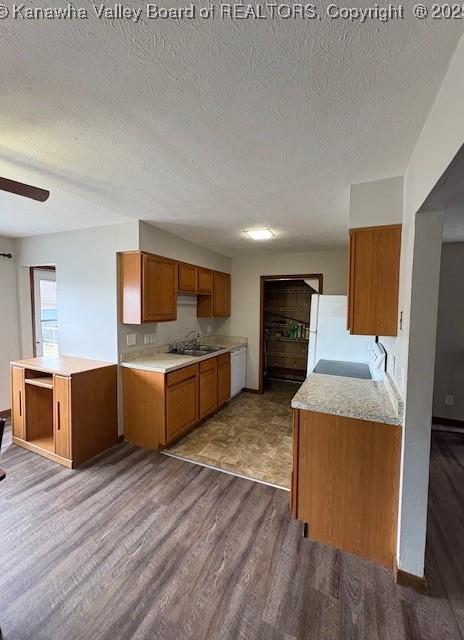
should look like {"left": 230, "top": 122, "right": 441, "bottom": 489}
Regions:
{"left": 432, "top": 416, "right": 464, "bottom": 429}
{"left": 394, "top": 565, "right": 427, "bottom": 592}
{"left": 0, "top": 409, "right": 11, "bottom": 420}
{"left": 243, "top": 387, "right": 261, "bottom": 394}
{"left": 117, "top": 434, "right": 125, "bottom": 443}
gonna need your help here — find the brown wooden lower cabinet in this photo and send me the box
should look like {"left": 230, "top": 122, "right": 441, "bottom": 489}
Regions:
{"left": 199, "top": 358, "right": 218, "bottom": 419}
{"left": 123, "top": 352, "right": 231, "bottom": 450}
{"left": 10, "top": 357, "right": 118, "bottom": 468}
{"left": 291, "top": 408, "right": 401, "bottom": 570}
{"left": 217, "top": 355, "right": 231, "bottom": 407}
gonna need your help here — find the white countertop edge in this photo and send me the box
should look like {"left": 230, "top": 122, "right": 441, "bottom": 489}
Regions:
{"left": 120, "top": 346, "right": 235, "bottom": 374}
{"left": 290, "top": 399, "right": 402, "bottom": 426}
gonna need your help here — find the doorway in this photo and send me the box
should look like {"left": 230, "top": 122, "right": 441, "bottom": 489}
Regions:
{"left": 259, "top": 274, "right": 322, "bottom": 393}
{"left": 31, "top": 267, "right": 58, "bottom": 357}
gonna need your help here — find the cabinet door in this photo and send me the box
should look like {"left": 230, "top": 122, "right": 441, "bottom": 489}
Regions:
{"left": 54, "top": 375, "right": 71, "bottom": 460}
{"left": 166, "top": 375, "right": 198, "bottom": 441}
{"left": 142, "top": 254, "right": 177, "bottom": 322}
{"left": 213, "top": 272, "right": 231, "bottom": 317}
{"left": 11, "top": 366, "right": 25, "bottom": 439}
{"left": 217, "top": 363, "right": 231, "bottom": 407}
{"left": 348, "top": 225, "right": 401, "bottom": 336}
{"left": 199, "top": 364, "right": 218, "bottom": 419}
{"left": 178, "top": 262, "right": 198, "bottom": 293}
{"left": 198, "top": 268, "right": 212, "bottom": 294}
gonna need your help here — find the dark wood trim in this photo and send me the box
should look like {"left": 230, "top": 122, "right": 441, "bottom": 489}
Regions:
{"left": 30, "top": 266, "right": 56, "bottom": 357}
{"left": 243, "top": 387, "right": 260, "bottom": 394}
{"left": 432, "top": 416, "right": 464, "bottom": 429}
{"left": 394, "top": 564, "right": 427, "bottom": 593}
{"left": 0, "top": 409, "right": 11, "bottom": 420}
{"left": 117, "top": 434, "right": 125, "bottom": 443}
{"left": 258, "top": 273, "right": 323, "bottom": 394}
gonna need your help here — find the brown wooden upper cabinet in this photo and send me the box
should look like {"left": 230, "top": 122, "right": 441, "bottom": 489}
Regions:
{"left": 347, "top": 225, "right": 401, "bottom": 337}
{"left": 119, "top": 251, "right": 177, "bottom": 324}
{"left": 198, "top": 267, "right": 212, "bottom": 294}
{"left": 196, "top": 270, "right": 231, "bottom": 319}
{"left": 119, "top": 251, "right": 230, "bottom": 323}
{"left": 177, "top": 262, "right": 198, "bottom": 293}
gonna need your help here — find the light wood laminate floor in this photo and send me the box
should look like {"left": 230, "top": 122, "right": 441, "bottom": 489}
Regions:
{"left": 0, "top": 424, "right": 463, "bottom": 639}
{"left": 165, "top": 381, "right": 297, "bottom": 489}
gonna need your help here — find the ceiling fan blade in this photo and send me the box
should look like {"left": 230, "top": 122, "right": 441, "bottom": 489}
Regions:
{"left": 0, "top": 177, "right": 49, "bottom": 202}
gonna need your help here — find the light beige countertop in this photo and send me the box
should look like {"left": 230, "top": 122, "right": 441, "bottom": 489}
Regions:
{"left": 11, "top": 355, "right": 115, "bottom": 376}
{"left": 291, "top": 372, "right": 403, "bottom": 426}
{"left": 120, "top": 336, "right": 247, "bottom": 374}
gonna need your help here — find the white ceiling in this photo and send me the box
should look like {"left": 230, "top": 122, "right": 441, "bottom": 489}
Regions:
{"left": 1, "top": 6, "right": 462, "bottom": 255}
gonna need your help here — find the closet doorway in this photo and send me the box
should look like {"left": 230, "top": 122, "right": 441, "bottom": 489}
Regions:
{"left": 259, "top": 274, "right": 322, "bottom": 393}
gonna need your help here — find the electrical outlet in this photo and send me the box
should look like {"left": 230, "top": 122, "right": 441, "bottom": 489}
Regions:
{"left": 126, "top": 333, "right": 136, "bottom": 347}
{"left": 445, "top": 394, "right": 454, "bottom": 406}
{"left": 150, "top": 333, "right": 157, "bottom": 344}
{"left": 144, "top": 334, "right": 150, "bottom": 345}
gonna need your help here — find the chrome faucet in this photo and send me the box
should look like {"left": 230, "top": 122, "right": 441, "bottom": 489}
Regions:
{"left": 185, "top": 330, "right": 201, "bottom": 347}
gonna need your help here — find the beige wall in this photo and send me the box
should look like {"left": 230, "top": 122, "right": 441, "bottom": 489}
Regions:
{"left": 0, "top": 237, "right": 21, "bottom": 411}
{"left": 393, "top": 33, "right": 464, "bottom": 578}
{"left": 433, "top": 242, "right": 464, "bottom": 421}
{"left": 350, "top": 176, "right": 404, "bottom": 229}
{"left": 226, "top": 248, "right": 348, "bottom": 390}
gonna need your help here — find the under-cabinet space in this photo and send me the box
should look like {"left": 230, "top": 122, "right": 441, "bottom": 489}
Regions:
{"left": 24, "top": 383, "right": 54, "bottom": 451}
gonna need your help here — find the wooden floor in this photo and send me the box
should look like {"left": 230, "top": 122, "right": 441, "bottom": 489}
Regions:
{"left": 0, "top": 425, "right": 463, "bottom": 640}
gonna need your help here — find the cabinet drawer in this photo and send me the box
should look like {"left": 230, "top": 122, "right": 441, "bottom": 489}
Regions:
{"left": 200, "top": 357, "right": 217, "bottom": 373}
{"left": 217, "top": 352, "right": 230, "bottom": 367}
{"left": 166, "top": 363, "right": 198, "bottom": 387}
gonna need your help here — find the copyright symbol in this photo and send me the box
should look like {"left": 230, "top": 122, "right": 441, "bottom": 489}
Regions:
{"left": 0, "top": 4, "right": 9, "bottom": 18}
{"left": 413, "top": 3, "right": 428, "bottom": 18}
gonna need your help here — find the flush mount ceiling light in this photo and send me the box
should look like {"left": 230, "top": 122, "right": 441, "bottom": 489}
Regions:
{"left": 244, "top": 228, "right": 275, "bottom": 240}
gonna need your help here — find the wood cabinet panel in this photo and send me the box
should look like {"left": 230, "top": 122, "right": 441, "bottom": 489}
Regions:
{"left": 10, "top": 359, "right": 117, "bottom": 468}
{"left": 348, "top": 225, "right": 401, "bottom": 336}
{"left": 54, "top": 375, "right": 71, "bottom": 460}
{"left": 11, "top": 365, "right": 25, "bottom": 440}
{"left": 217, "top": 361, "right": 231, "bottom": 407}
{"left": 166, "top": 364, "right": 199, "bottom": 387}
{"left": 199, "top": 365, "right": 218, "bottom": 419}
{"left": 198, "top": 268, "right": 212, "bottom": 293}
{"left": 166, "top": 375, "right": 199, "bottom": 441}
{"left": 123, "top": 368, "right": 165, "bottom": 449}
{"left": 295, "top": 409, "right": 400, "bottom": 569}
{"left": 178, "top": 262, "right": 198, "bottom": 293}
{"left": 213, "top": 272, "right": 231, "bottom": 317}
{"left": 142, "top": 253, "right": 177, "bottom": 322}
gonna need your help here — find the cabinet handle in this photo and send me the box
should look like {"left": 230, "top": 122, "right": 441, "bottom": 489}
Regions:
{"left": 19, "top": 391, "right": 22, "bottom": 417}
{"left": 57, "top": 401, "right": 61, "bottom": 430}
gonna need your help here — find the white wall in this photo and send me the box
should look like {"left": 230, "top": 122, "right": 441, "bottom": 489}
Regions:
{"left": 118, "top": 222, "right": 231, "bottom": 353}
{"left": 226, "top": 248, "right": 348, "bottom": 390}
{"left": 433, "top": 242, "right": 464, "bottom": 421}
{"left": 16, "top": 222, "right": 139, "bottom": 363}
{"left": 0, "top": 237, "right": 21, "bottom": 411}
{"left": 393, "top": 33, "right": 464, "bottom": 577}
{"left": 350, "top": 177, "right": 404, "bottom": 229}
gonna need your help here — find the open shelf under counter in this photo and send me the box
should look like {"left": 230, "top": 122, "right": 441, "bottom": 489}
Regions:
{"left": 24, "top": 376, "right": 54, "bottom": 389}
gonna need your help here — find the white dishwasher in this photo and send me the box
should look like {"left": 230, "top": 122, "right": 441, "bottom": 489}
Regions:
{"left": 231, "top": 346, "right": 247, "bottom": 397}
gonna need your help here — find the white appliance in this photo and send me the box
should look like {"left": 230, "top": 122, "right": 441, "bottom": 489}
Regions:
{"left": 307, "top": 295, "right": 386, "bottom": 380}
{"left": 231, "top": 346, "right": 247, "bottom": 397}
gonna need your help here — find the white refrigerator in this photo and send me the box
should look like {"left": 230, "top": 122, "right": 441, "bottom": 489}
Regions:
{"left": 307, "top": 295, "right": 374, "bottom": 373}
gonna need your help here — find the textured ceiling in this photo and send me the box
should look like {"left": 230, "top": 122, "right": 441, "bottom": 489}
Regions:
{"left": 0, "top": 4, "right": 463, "bottom": 254}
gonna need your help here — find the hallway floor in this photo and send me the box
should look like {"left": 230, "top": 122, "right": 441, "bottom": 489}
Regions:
{"left": 164, "top": 380, "right": 297, "bottom": 489}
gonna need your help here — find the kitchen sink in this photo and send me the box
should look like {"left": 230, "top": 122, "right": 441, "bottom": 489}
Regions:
{"left": 169, "top": 345, "right": 222, "bottom": 357}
